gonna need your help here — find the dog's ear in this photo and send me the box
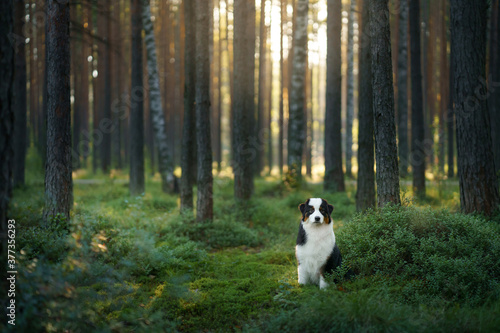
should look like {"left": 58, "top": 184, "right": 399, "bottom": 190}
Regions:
{"left": 327, "top": 204, "right": 334, "bottom": 215}
{"left": 299, "top": 203, "right": 306, "bottom": 214}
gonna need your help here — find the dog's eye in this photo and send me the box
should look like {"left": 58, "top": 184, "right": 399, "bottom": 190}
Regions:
{"left": 308, "top": 208, "right": 314, "bottom": 214}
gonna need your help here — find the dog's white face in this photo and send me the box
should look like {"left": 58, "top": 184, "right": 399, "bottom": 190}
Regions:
{"left": 299, "top": 198, "right": 334, "bottom": 225}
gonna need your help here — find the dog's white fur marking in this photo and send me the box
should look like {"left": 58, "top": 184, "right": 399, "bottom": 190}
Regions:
{"left": 296, "top": 198, "right": 336, "bottom": 289}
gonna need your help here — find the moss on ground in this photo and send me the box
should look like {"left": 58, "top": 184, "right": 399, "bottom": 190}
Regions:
{"left": 4, "top": 162, "right": 500, "bottom": 332}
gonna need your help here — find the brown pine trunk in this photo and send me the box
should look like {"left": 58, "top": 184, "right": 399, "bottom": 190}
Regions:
{"left": 324, "top": 0, "right": 345, "bottom": 192}
{"left": 489, "top": 0, "right": 500, "bottom": 175}
{"left": 356, "top": 0, "right": 375, "bottom": 211}
{"left": 195, "top": 0, "right": 214, "bottom": 221}
{"left": 278, "top": 0, "right": 285, "bottom": 175}
{"left": 233, "top": 0, "right": 256, "bottom": 199}
{"left": 256, "top": 0, "right": 267, "bottom": 175}
{"left": 129, "top": 0, "right": 145, "bottom": 196}
{"left": 13, "top": 0, "right": 27, "bottom": 186}
{"left": 410, "top": 0, "right": 426, "bottom": 198}
{"left": 451, "top": 0, "right": 500, "bottom": 215}
{"left": 1, "top": 0, "right": 14, "bottom": 241}
{"left": 44, "top": 0, "right": 73, "bottom": 222}
{"left": 370, "top": 0, "right": 401, "bottom": 207}
{"left": 181, "top": 0, "right": 197, "bottom": 211}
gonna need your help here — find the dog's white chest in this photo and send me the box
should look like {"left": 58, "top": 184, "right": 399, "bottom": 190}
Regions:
{"left": 296, "top": 223, "right": 335, "bottom": 285}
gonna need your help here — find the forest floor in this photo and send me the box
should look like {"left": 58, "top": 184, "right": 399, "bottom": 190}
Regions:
{"left": 4, "top": 152, "right": 500, "bottom": 332}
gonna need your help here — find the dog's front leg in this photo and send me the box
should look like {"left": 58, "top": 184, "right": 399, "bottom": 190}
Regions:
{"left": 319, "top": 275, "right": 329, "bottom": 290}
{"left": 297, "top": 265, "right": 307, "bottom": 285}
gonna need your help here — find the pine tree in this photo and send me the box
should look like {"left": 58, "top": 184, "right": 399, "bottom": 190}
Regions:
{"left": 44, "top": 0, "right": 73, "bottom": 222}
{"left": 396, "top": 0, "right": 409, "bottom": 178}
{"left": 13, "top": 0, "right": 27, "bottom": 187}
{"left": 410, "top": 0, "right": 426, "bottom": 198}
{"left": 356, "top": 0, "right": 375, "bottom": 211}
{"left": 233, "top": 0, "right": 256, "bottom": 199}
{"left": 142, "top": 0, "right": 176, "bottom": 193}
{"left": 324, "top": 0, "right": 345, "bottom": 192}
{"left": 451, "top": 0, "right": 499, "bottom": 215}
{"left": 287, "top": 0, "right": 309, "bottom": 184}
{"left": 370, "top": 0, "right": 401, "bottom": 207}
{"left": 181, "top": 0, "right": 197, "bottom": 211}
{"left": 129, "top": 0, "right": 145, "bottom": 196}
{"left": 195, "top": 0, "right": 214, "bottom": 221}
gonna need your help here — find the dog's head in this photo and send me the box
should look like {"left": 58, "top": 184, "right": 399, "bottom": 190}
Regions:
{"left": 298, "top": 198, "right": 334, "bottom": 224}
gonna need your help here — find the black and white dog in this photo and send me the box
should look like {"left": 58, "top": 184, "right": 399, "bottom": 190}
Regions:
{"left": 296, "top": 198, "right": 345, "bottom": 289}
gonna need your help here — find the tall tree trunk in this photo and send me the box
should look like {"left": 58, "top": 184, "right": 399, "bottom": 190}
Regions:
{"left": 142, "top": 0, "right": 176, "bottom": 193}
{"left": 129, "top": 0, "right": 145, "bottom": 196}
{"left": 451, "top": 0, "right": 500, "bottom": 215}
{"left": 0, "top": 0, "right": 14, "bottom": 268}
{"left": 396, "top": 0, "right": 409, "bottom": 178}
{"left": 195, "top": 0, "right": 214, "bottom": 221}
{"left": 91, "top": 0, "right": 99, "bottom": 173}
{"left": 71, "top": 3, "right": 82, "bottom": 169}
{"left": 216, "top": 0, "right": 222, "bottom": 174}
{"left": 101, "top": 1, "right": 112, "bottom": 173}
{"left": 81, "top": 0, "right": 91, "bottom": 166}
{"left": 410, "top": 0, "right": 426, "bottom": 198}
{"left": 112, "top": 0, "right": 122, "bottom": 169}
{"left": 44, "top": 0, "right": 72, "bottom": 222}
{"left": 447, "top": 11, "right": 455, "bottom": 179}
{"left": 370, "top": 0, "right": 401, "bottom": 207}
{"left": 288, "top": 0, "right": 307, "bottom": 183}
{"left": 256, "top": 0, "right": 267, "bottom": 176}
{"left": 233, "top": 0, "right": 256, "bottom": 199}
{"left": 13, "top": 0, "right": 27, "bottom": 187}
{"left": 324, "top": 0, "right": 345, "bottom": 192}
{"left": 437, "top": 0, "right": 447, "bottom": 175}
{"left": 423, "top": 0, "right": 435, "bottom": 169}
{"left": 268, "top": 33, "right": 274, "bottom": 174}
{"left": 345, "top": 0, "right": 356, "bottom": 178}
{"left": 356, "top": 0, "right": 375, "bottom": 211}
{"left": 181, "top": 0, "right": 196, "bottom": 211}
{"left": 278, "top": 0, "right": 285, "bottom": 175}
{"left": 489, "top": 0, "right": 500, "bottom": 176}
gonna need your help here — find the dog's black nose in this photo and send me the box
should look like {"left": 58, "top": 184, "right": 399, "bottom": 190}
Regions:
{"left": 315, "top": 216, "right": 321, "bottom": 222}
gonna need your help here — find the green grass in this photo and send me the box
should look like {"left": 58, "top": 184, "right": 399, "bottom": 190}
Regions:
{"left": 4, "top": 159, "right": 500, "bottom": 332}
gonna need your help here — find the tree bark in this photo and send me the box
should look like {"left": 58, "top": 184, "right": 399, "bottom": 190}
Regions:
{"left": 489, "top": 0, "right": 500, "bottom": 176}
{"left": 71, "top": 3, "right": 82, "bottom": 170}
{"left": 233, "top": 0, "right": 256, "bottom": 199}
{"left": 437, "top": 0, "right": 447, "bottom": 175}
{"left": 44, "top": 0, "right": 72, "bottom": 222}
{"left": 181, "top": 0, "right": 197, "bottom": 211}
{"left": 345, "top": 0, "right": 356, "bottom": 178}
{"left": 286, "top": 0, "right": 308, "bottom": 184}
{"left": 195, "top": 0, "right": 214, "bottom": 221}
{"left": 410, "top": 0, "right": 426, "bottom": 198}
{"left": 356, "top": 0, "right": 375, "bottom": 211}
{"left": 101, "top": 0, "right": 112, "bottom": 173}
{"left": 370, "top": 0, "right": 401, "bottom": 207}
{"left": 256, "top": 0, "right": 267, "bottom": 176}
{"left": 142, "top": 0, "right": 176, "bottom": 193}
{"left": 13, "top": 0, "right": 27, "bottom": 187}
{"left": 129, "top": 0, "right": 145, "bottom": 196}
{"left": 278, "top": 0, "right": 285, "bottom": 175}
{"left": 324, "top": 0, "right": 345, "bottom": 192}
{"left": 396, "top": 0, "right": 409, "bottom": 178}
{"left": 451, "top": 0, "right": 500, "bottom": 215}
{"left": 447, "top": 11, "right": 455, "bottom": 179}
{"left": 1, "top": 0, "right": 14, "bottom": 264}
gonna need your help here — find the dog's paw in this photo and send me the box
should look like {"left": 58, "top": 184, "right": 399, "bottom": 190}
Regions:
{"left": 319, "top": 278, "right": 329, "bottom": 290}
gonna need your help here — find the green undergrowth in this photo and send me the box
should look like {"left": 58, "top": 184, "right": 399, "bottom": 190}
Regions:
{"left": 4, "top": 172, "right": 500, "bottom": 332}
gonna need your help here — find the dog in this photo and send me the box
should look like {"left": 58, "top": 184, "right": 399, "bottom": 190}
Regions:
{"left": 296, "top": 198, "right": 346, "bottom": 289}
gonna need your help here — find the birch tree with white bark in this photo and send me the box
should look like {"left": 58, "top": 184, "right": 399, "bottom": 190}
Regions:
{"left": 142, "top": 0, "right": 176, "bottom": 193}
